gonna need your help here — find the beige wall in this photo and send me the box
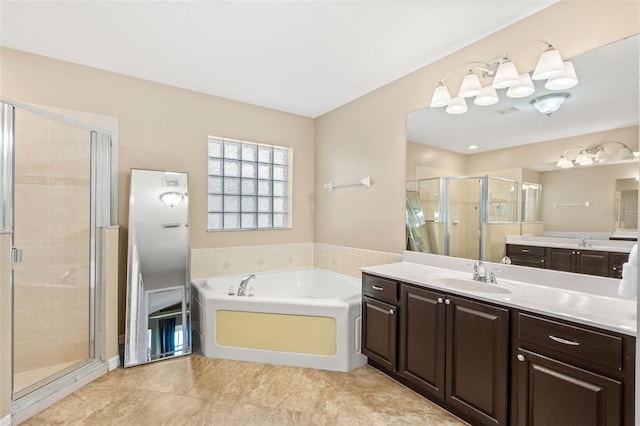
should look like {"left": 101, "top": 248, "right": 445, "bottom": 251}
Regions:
{"left": 540, "top": 162, "right": 638, "bottom": 232}
{"left": 0, "top": 47, "right": 316, "bottom": 336}
{"left": 315, "top": 1, "right": 640, "bottom": 254}
{"left": 467, "top": 126, "right": 639, "bottom": 173}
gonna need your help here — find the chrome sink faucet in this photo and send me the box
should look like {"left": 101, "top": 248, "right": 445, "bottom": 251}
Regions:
{"left": 472, "top": 261, "right": 488, "bottom": 282}
{"left": 578, "top": 237, "right": 593, "bottom": 248}
{"left": 237, "top": 273, "right": 256, "bottom": 296}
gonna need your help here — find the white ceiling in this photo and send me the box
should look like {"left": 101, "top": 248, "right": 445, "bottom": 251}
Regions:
{"left": 0, "top": 1, "right": 555, "bottom": 118}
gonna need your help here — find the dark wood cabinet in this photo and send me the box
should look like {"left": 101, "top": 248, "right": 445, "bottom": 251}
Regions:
{"left": 362, "top": 273, "right": 636, "bottom": 426}
{"left": 516, "top": 349, "right": 621, "bottom": 426}
{"left": 548, "top": 248, "right": 609, "bottom": 276}
{"left": 506, "top": 244, "right": 628, "bottom": 278}
{"left": 547, "top": 247, "right": 575, "bottom": 272}
{"left": 507, "top": 245, "right": 547, "bottom": 269}
{"left": 361, "top": 273, "right": 399, "bottom": 373}
{"left": 398, "top": 285, "right": 445, "bottom": 399}
{"left": 362, "top": 296, "right": 397, "bottom": 373}
{"left": 397, "top": 284, "right": 509, "bottom": 425}
{"left": 512, "top": 311, "right": 635, "bottom": 426}
{"left": 446, "top": 295, "right": 509, "bottom": 426}
{"left": 609, "top": 253, "right": 629, "bottom": 279}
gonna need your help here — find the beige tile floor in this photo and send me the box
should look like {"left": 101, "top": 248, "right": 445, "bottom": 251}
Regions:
{"left": 21, "top": 355, "right": 469, "bottom": 425}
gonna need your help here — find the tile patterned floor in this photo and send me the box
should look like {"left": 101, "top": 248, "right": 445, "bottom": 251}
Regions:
{"left": 21, "top": 355, "right": 468, "bottom": 425}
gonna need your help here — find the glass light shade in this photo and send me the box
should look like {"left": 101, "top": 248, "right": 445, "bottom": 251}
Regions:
{"left": 492, "top": 61, "right": 521, "bottom": 89}
{"left": 506, "top": 73, "right": 535, "bottom": 98}
{"left": 531, "top": 93, "right": 569, "bottom": 115}
{"left": 474, "top": 86, "right": 499, "bottom": 106}
{"left": 458, "top": 72, "right": 483, "bottom": 98}
{"left": 445, "top": 97, "right": 468, "bottom": 114}
{"left": 616, "top": 146, "right": 634, "bottom": 160}
{"left": 556, "top": 155, "right": 574, "bottom": 168}
{"left": 159, "top": 191, "right": 184, "bottom": 207}
{"left": 595, "top": 149, "right": 610, "bottom": 163}
{"left": 545, "top": 62, "right": 578, "bottom": 90}
{"left": 430, "top": 84, "right": 451, "bottom": 108}
{"left": 532, "top": 49, "right": 565, "bottom": 80}
{"left": 575, "top": 151, "right": 593, "bottom": 165}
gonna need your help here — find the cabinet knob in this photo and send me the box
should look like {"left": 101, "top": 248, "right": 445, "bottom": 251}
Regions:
{"left": 540, "top": 259, "right": 544, "bottom": 263}
{"left": 517, "top": 354, "right": 525, "bottom": 362}
{"left": 613, "top": 267, "right": 617, "bottom": 271}
{"left": 444, "top": 299, "right": 451, "bottom": 305}
{"left": 389, "top": 309, "right": 394, "bottom": 315}
{"left": 437, "top": 298, "right": 443, "bottom": 304}
{"left": 576, "top": 251, "right": 581, "bottom": 255}
{"left": 572, "top": 251, "right": 576, "bottom": 254}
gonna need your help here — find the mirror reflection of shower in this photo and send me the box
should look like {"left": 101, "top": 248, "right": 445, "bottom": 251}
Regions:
{"left": 408, "top": 175, "right": 519, "bottom": 261}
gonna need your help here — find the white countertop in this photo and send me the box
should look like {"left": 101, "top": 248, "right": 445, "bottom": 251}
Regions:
{"left": 362, "top": 255, "right": 636, "bottom": 337}
{"left": 506, "top": 235, "right": 634, "bottom": 254}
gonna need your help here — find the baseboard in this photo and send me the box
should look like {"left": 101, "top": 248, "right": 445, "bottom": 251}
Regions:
{"left": 0, "top": 414, "right": 11, "bottom": 426}
{"left": 108, "top": 355, "right": 120, "bottom": 371}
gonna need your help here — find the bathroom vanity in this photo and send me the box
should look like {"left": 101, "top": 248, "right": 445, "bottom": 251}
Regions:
{"left": 506, "top": 236, "right": 633, "bottom": 278}
{"left": 361, "top": 256, "right": 636, "bottom": 426}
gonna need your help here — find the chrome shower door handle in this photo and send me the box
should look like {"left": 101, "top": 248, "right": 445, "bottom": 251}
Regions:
{"left": 12, "top": 247, "right": 23, "bottom": 263}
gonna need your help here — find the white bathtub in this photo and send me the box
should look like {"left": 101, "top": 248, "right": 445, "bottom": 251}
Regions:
{"left": 191, "top": 267, "right": 366, "bottom": 372}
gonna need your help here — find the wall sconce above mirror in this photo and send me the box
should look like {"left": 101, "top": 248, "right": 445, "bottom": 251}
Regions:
{"left": 556, "top": 141, "right": 638, "bottom": 168}
{"left": 430, "top": 40, "right": 578, "bottom": 114}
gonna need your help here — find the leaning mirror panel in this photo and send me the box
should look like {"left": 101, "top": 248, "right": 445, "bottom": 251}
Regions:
{"left": 125, "top": 169, "right": 191, "bottom": 367}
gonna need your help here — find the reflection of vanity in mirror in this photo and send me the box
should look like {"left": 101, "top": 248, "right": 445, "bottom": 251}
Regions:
{"left": 124, "top": 169, "right": 191, "bottom": 367}
{"left": 406, "top": 34, "right": 639, "bottom": 278}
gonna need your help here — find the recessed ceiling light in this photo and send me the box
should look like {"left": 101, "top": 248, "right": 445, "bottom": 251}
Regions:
{"left": 468, "top": 145, "right": 479, "bottom": 150}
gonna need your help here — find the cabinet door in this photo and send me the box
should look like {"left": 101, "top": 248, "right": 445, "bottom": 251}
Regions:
{"left": 576, "top": 251, "right": 609, "bottom": 277}
{"left": 446, "top": 296, "right": 509, "bottom": 425}
{"left": 548, "top": 248, "right": 576, "bottom": 273}
{"left": 516, "top": 349, "right": 622, "bottom": 426}
{"left": 398, "top": 285, "right": 446, "bottom": 399}
{"left": 609, "top": 253, "right": 628, "bottom": 279}
{"left": 362, "top": 296, "right": 397, "bottom": 372}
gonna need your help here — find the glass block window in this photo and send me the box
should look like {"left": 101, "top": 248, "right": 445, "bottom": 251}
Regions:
{"left": 207, "top": 137, "right": 291, "bottom": 231}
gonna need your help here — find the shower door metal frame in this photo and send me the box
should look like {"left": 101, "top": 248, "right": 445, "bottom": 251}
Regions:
{"left": 0, "top": 98, "right": 116, "bottom": 402}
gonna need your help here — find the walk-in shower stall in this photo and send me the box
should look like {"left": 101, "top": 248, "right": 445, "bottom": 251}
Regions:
{"left": 406, "top": 175, "right": 518, "bottom": 261}
{"left": 0, "top": 99, "right": 116, "bottom": 410}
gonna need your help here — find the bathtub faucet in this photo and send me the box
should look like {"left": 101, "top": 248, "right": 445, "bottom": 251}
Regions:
{"left": 237, "top": 274, "right": 256, "bottom": 296}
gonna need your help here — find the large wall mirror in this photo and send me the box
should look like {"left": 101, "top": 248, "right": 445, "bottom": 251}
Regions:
{"left": 125, "top": 169, "right": 191, "bottom": 367}
{"left": 406, "top": 34, "right": 639, "bottom": 265}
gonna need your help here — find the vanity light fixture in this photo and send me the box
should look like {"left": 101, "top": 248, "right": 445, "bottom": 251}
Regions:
{"left": 429, "top": 40, "right": 578, "bottom": 114}
{"left": 159, "top": 191, "right": 184, "bottom": 207}
{"left": 556, "top": 141, "right": 636, "bottom": 168}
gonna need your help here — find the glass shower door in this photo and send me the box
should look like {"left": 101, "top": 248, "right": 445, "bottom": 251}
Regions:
{"left": 12, "top": 108, "right": 93, "bottom": 397}
{"left": 447, "top": 177, "right": 482, "bottom": 260}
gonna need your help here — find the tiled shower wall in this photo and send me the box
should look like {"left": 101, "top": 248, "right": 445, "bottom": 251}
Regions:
{"left": 12, "top": 109, "right": 91, "bottom": 376}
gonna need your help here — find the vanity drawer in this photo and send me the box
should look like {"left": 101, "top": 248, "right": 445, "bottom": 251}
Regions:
{"left": 362, "top": 273, "right": 398, "bottom": 303}
{"left": 518, "top": 313, "right": 623, "bottom": 371}
{"left": 507, "top": 244, "right": 546, "bottom": 257}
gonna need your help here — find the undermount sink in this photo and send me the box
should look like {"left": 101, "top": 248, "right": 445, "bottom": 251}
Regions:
{"left": 430, "top": 277, "right": 512, "bottom": 294}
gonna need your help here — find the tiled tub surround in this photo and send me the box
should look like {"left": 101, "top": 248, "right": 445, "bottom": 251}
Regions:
{"left": 190, "top": 242, "right": 402, "bottom": 280}
{"left": 192, "top": 268, "right": 367, "bottom": 372}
